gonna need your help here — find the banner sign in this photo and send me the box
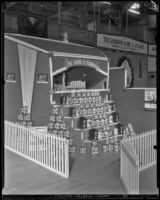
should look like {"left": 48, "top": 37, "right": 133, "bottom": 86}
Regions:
{"left": 148, "top": 45, "right": 156, "bottom": 56}
{"left": 97, "top": 34, "right": 147, "bottom": 54}
{"left": 63, "top": 58, "right": 108, "bottom": 75}
{"left": 37, "top": 73, "right": 48, "bottom": 83}
{"left": 6, "top": 73, "right": 16, "bottom": 82}
{"left": 64, "top": 58, "right": 99, "bottom": 70}
{"left": 144, "top": 89, "right": 156, "bottom": 111}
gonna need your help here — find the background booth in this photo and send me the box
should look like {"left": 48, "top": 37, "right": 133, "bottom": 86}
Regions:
{"left": 4, "top": 33, "right": 109, "bottom": 126}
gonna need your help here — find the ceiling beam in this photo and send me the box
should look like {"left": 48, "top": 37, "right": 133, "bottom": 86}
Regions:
{"left": 5, "top": 9, "right": 47, "bottom": 18}
{"left": 5, "top": 2, "right": 19, "bottom": 9}
{"left": 48, "top": 8, "right": 76, "bottom": 20}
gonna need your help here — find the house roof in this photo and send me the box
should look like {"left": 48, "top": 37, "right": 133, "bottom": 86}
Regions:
{"left": 5, "top": 33, "right": 108, "bottom": 61}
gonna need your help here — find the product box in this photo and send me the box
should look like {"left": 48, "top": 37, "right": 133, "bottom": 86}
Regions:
{"left": 26, "top": 120, "right": 33, "bottom": 127}
{"left": 18, "top": 113, "right": 24, "bottom": 121}
{"left": 21, "top": 106, "right": 28, "bottom": 114}
{"left": 88, "top": 129, "right": 98, "bottom": 140}
{"left": 24, "top": 114, "right": 31, "bottom": 121}
{"left": 78, "top": 117, "right": 87, "bottom": 129}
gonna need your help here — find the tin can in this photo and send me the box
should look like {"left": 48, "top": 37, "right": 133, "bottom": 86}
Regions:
{"left": 80, "top": 143, "right": 87, "bottom": 154}
{"left": 109, "top": 115, "right": 113, "bottom": 124}
{"left": 91, "top": 142, "right": 99, "bottom": 155}
{"left": 114, "top": 143, "right": 119, "bottom": 152}
{"left": 102, "top": 143, "right": 108, "bottom": 152}
{"left": 69, "top": 144, "right": 76, "bottom": 153}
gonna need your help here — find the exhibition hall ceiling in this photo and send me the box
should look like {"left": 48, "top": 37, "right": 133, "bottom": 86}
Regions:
{"left": 4, "top": 1, "right": 157, "bottom": 28}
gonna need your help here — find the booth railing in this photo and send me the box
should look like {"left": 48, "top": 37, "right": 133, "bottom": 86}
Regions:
{"left": 4, "top": 120, "right": 69, "bottom": 178}
{"left": 120, "top": 129, "right": 157, "bottom": 194}
{"left": 120, "top": 140, "right": 139, "bottom": 194}
{"left": 129, "top": 130, "right": 157, "bottom": 171}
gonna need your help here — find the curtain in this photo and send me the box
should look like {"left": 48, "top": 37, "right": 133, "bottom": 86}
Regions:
{"left": 17, "top": 44, "right": 37, "bottom": 113}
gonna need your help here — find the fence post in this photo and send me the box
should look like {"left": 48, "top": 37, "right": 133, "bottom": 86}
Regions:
{"left": 64, "top": 139, "right": 69, "bottom": 178}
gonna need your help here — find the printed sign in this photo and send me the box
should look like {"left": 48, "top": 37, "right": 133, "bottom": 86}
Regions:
{"left": 6, "top": 73, "right": 16, "bottom": 82}
{"left": 97, "top": 34, "right": 147, "bottom": 54}
{"left": 64, "top": 59, "right": 100, "bottom": 71}
{"left": 148, "top": 45, "right": 156, "bottom": 56}
{"left": 144, "top": 89, "right": 156, "bottom": 111}
{"left": 37, "top": 73, "right": 48, "bottom": 83}
{"left": 148, "top": 56, "right": 156, "bottom": 72}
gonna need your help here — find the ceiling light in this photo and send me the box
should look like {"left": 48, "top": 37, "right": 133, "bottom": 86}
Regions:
{"left": 128, "top": 9, "right": 140, "bottom": 14}
{"left": 104, "top": 1, "right": 111, "bottom": 5}
{"left": 131, "top": 3, "right": 140, "bottom": 9}
{"left": 100, "top": 1, "right": 111, "bottom": 5}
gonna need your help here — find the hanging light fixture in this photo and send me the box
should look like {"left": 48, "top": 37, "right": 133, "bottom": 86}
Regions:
{"left": 128, "top": 2, "right": 140, "bottom": 14}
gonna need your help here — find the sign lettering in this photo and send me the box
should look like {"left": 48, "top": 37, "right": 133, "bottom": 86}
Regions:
{"left": 98, "top": 34, "right": 147, "bottom": 54}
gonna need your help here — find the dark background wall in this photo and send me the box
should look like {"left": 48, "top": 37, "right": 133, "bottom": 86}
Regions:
{"left": 101, "top": 48, "right": 156, "bottom": 88}
{"left": 109, "top": 69, "right": 156, "bottom": 133}
{"left": 55, "top": 66, "right": 107, "bottom": 89}
{"left": 4, "top": 39, "right": 51, "bottom": 126}
{"left": 31, "top": 52, "right": 51, "bottom": 126}
{"left": 4, "top": 39, "right": 23, "bottom": 121}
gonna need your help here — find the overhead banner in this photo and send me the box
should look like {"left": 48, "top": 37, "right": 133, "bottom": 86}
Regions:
{"left": 148, "top": 45, "right": 156, "bottom": 56}
{"left": 97, "top": 34, "right": 147, "bottom": 54}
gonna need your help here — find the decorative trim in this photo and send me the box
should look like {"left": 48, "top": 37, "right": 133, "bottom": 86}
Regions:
{"left": 110, "top": 67, "right": 124, "bottom": 70}
{"left": 37, "top": 73, "right": 48, "bottom": 83}
{"left": 5, "top": 33, "right": 95, "bottom": 48}
{"left": 6, "top": 73, "right": 16, "bottom": 82}
{"left": 53, "top": 51, "right": 108, "bottom": 61}
{"left": 5, "top": 35, "right": 49, "bottom": 54}
{"left": 117, "top": 56, "right": 134, "bottom": 88}
{"left": 125, "top": 87, "right": 156, "bottom": 90}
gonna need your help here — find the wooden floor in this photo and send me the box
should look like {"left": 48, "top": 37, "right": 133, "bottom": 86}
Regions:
{"left": 2, "top": 149, "right": 158, "bottom": 195}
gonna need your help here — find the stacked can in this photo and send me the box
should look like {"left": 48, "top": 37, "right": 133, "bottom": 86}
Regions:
{"left": 91, "top": 141, "right": 99, "bottom": 155}
{"left": 17, "top": 106, "right": 33, "bottom": 127}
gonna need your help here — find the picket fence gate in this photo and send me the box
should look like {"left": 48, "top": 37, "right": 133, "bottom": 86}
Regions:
{"left": 4, "top": 120, "right": 69, "bottom": 178}
{"left": 120, "top": 130, "right": 157, "bottom": 194}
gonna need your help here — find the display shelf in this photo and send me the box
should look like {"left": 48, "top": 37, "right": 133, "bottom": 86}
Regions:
{"left": 84, "top": 134, "right": 123, "bottom": 143}
{"left": 74, "top": 121, "right": 120, "bottom": 131}
{"left": 50, "top": 88, "right": 109, "bottom": 94}
{"left": 64, "top": 111, "right": 115, "bottom": 119}
{"left": 52, "top": 101, "right": 113, "bottom": 107}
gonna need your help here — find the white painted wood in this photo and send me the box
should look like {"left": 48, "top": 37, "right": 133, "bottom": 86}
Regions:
{"left": 4, "top": 120, "right": 69, "bottom": 178}
{"left": 53, "top": 51, "right": 108, "bottom": 61}
{"left": 121, "top": 129, "right": 156, "bottom": 194}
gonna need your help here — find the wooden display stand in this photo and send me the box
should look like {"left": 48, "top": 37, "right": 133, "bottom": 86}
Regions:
{"left": 47, "top": 65, "right": 123, "bottom": 154}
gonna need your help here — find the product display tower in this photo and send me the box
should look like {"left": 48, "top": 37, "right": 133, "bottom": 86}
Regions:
{"left": 47, "top": 64, "right": 124, "bottom": 155}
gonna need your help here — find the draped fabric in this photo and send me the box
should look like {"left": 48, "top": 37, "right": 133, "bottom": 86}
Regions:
{"left": 17, "top": 44, "right": 37, "bottom": 113}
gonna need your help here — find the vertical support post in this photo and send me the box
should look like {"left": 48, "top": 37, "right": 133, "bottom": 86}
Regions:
{"left": 108, "top": 19, "right": 111, "bottom": 33}
{"left": 65, "top": 139, "right": 69, "bottom": 178}
{"left": 93, "top": 1, "right": 96, "bottom": 32}
{"left": 107, "top": 60, "right": 110, "bottom": 89}
{"left": 118, "top": 9, "right": 121, "bottom": 34}
{"left": 98, "top": 2, "right": 101, "bottom": 31}
{"left": 49, "top": 56, "right": 53, "bottom": 104}
{"left": 126, "top": 10, "right": 128, "bottom": 36}
{"left": 57, "top": 1, "right": 61, "bottom": 24}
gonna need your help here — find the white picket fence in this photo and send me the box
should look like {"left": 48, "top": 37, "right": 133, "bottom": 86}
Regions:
{"left": 4, "top": 120, "right": 69, "bottom": 178}
{"left": 120, "top": 130, "right": 157, "bottom": 194}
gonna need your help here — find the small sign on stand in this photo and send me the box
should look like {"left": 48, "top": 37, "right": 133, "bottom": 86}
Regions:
{"left": 144, "top": 89, "right": 156, "bottom": 111}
